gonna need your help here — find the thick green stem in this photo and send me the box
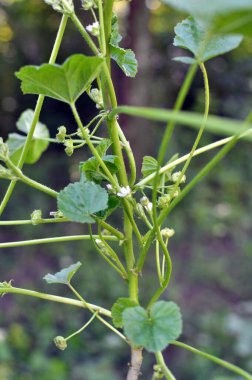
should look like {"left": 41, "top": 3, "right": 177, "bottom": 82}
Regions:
{"left": 172, "top": 341, "right": 252, "bottom": 380}
{"left": 0, "top": 15, "right": 68, "bottom": 216}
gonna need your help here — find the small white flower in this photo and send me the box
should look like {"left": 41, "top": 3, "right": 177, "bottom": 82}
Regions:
{"left": 145, "top": 202, "right": 153, "bottom": 212}
{"left": 117, "top": 186, "right": 131, "bottom": 198}
{"left": 86, "top": 21, "right": 100, "bottom": 37}
{"left": 106, "top": 184, "right": 113, "bottom": 191}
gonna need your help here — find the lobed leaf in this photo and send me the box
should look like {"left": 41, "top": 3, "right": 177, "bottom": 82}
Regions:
{"left": 123, "top": 301, "right": 182, "bottom": 352}
{"left": 109, "top": 15, "right": 138, "bottom": 77}
{"left": 16, "top": 54, "right": 103, "bottom": 104}
{"left": 57, "top": 180, "right": 108, "bottom": 223}
{"left": 111, "top": 297, "right": 138, "bottom": 328}
{"left": 162, "top": 0, "right": 252, "bottom": 36}
{"left": 174, "top": 17, "right": 243, "bottom": 63}
{"left": 43, "top": 262, "right": 82, "bottom": 285}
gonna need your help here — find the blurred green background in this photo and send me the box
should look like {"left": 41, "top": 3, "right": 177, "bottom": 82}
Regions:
{"left": 0, "top": 0, "right": 252, "bottom": 379}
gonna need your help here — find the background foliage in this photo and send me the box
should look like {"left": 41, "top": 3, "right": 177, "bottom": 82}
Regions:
{"left": 0, "top": 0, "right": 251, "bottom": 378}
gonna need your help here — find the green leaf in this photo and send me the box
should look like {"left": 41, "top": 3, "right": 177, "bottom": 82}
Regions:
{"left": 80, "top": 155, "right": 120, "bottom": 182}
{"left": 162, "top": 0, "right": 252, "bottom": 36}
{"left": 109, "top": 14, "right": 138, "bottom": 77}
{"left": 96, "top": 139, "right": 112, "bottom": 157}
{"left": 173, "top": 56, "right": 197, "bottom": 65}
{"left": 123, "top": 301, "right": 182, "bottom": 352}
{"left": 111, "top": 298, "right": 138, "bottom": 328}
{"left": 43, "top": 262, "right": 82, "bottom": 285}
{"left": 110, "top": 47, "right": 138, "bottom": 78}
{"left": 7, "top": 109, "right": 49, "bottom": 165}
{"left": 57, "top": 181, "right": 108, "bottom": 223}
{"left": 174, "top": 17, "right": 243, "bottom": 63}
{"left": 141, "top": 156, "right": 159, "bottom": 178}
{"left": 16, "top": 54, "right": 103, "bottom": 104}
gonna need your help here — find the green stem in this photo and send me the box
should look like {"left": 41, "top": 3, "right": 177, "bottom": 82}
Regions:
{"left": 5, "top": 159, "right": 58, "bottom": 198}
{"left": 70, "top": 103, "right": 118, "bottom": 188}
{"left": 135, "top": 130, "right": 252, "bottom": 188}
{"left": 162, "top": 62, "right": 210, "bottom": 211}
{"left": 172, "top": 341, "right": 252, "bottom": 380}
{"left": 66, "top": 312, "right": 98, "bottom": 341}
{"left": 68, "top": 283, "right": 126, "bottom": 341}
{"left": 68, "top": 13, "right": 99, "bottom": 55}
{"left": 155, "top": 352, "right": 176, "bottom": 380}
{"left": 0, "top": 218, "right": 69, "bottom": 225}
{"left": 93, "top": 217, "right": 124, "bottom": 240}
{"left": 0, "top": 286, "right": 111, "bottom": 317}
{"left": 0, "top": 15, "right": 68, "bottom": 216}
{"left": 0, "top": 235, "right": 118, "bottom": 248}
{"left": 98, "top": 0, "right": 106, "bottom": 55}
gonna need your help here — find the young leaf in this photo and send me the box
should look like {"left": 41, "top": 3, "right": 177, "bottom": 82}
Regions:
{"left": 141, "top": 156, "right": 159, "bottom": 178}
{"left": 123, "top": 301, "right": 182, "bottom": 352}
{"left": 109, "top": 15, "right": 138, "bottom": 77}
{"left": 16, "top": 54, "right": 103, "bottom": 104}
{"left": 111, "top": 297, "right": 138, "bottom": 328}
{"left": 57, "top": 181, "right": 108, "bottom": 223}
{"left": 162, "top": 0, "right": 252, "bottom": 36}
{"left": 96, "top": 139, "right": 112, "bottom": 157}
{"left": 7, "top": 109, "right": 49, "bottom": 165}
{"left": 80, "top": 155, "right": 120, "bottom": 182}
{"left": 174, "top": 17, "right": 243, "bottom": 63}
{"left": 43, "top": 262, "right": 82, "bottom": 285}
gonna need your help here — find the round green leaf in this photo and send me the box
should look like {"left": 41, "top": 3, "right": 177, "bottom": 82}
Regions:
{"left": 122, "top": 301, "right": 182, "bottom": 352}
{"left": 57, "top": 181, "right": 109, "bottom": 223}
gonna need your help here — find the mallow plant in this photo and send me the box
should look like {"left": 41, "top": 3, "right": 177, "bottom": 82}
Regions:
{"left": 0, "top": 0, "right": 252, "bottom": 379}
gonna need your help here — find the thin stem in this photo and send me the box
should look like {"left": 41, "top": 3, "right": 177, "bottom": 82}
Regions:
{"left": 66, "top": 312, "right": 98, "bottom": 341}
{"left": 93, "top": 217, "right": 124, "bottom": 240}
{"left": 0, "top": 235, "right": 118, "bottom": 249}
{"left": 0, "top": 286, "right": 111, "bottom": 317}
{"left": 5, "top": 159, "right": 58, "bottom": 198}
{"left": 69, "top": 13, "right": 99, "bottom": 55}
{"left": 0, "top": 218, "right": 69, "bottom": 225}
{"left": 155, "top": 239, "right": 163, "bottom": 285}
{"left": 68, "top": 283, "right": 127, "bottom": 341}
{"left": 155, "top": 352, "right": 176, "bottom": 380}
{"left": 70, "top": 103, "right": 118, "bottom": 188}
{"left": 135, "top": 130, "right": 252, "bottom": 188}
{"left": 0, "top": 15, "right": 68, "bottom": 216}
{"left": 98, "top": 0, "right": 106, "bottom": 55}
{"left": 172, "top": 341, "right": 252, "bottom": 380}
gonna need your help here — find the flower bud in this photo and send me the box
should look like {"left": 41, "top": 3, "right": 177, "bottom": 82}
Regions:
{"left": 0, "top": 165, "right": 15, "bottom": 180}
{"left": 44, "top": 0, "right": 74, "bottom": 14}
{"left": 56, "top": 126, "right": 67, "bottom": 142}
{"left": 161, "top": 227, "right": 175, "bottom": 239}
{"left": 171, "top": 171, "right": 186, "bottom": 184}
{"left": 90, "top": 88, "right": 104, "bottom": 109}
{"left": 31, "top": 209, "right": 43, "bottom": 226}
{"left": 86, "top": 21, "right": 100, "bottom": 37}
{"left": 54, "top": 336, "right": 67, "bottom": 350}
{"left": 0, "top": 138, "right": 9, "bottom": 162}
{"left": 64, "top": 139, "right": 74, "bottom": 156}
{"left": 157, "top": 194, "right": 171, "bottom": 209}
{"left": 81, "top": 0, "right": 95, "bottom": 10}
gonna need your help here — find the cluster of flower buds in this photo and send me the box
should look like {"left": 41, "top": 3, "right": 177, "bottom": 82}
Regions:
{"left": 86, "top": 21, "right": 100, "bottom": 37}
{"left": 140, "top": 196, "right": 153, "bottom": 213}
{"left": 54, "top": 336, "right": 67, "bottom": 350}
{"left": 81, "top": 0, "right": 97, "bottom": 10}
{"left": 90, "top": 88, "right": 104, "bottom": 109}
{"left": 0, "top": 138, "right": 9, "bottom": 162}
{"left": 31, "top": 209, "right": 43, "bottom": 226}
{"left": 157, "top": 194, "right": 171, "bottom": 209}
{"left": 56, "top": 126, "right": 67, "bottom": 143}
{"left": 44, "top": 0, "right": 74, "bottom": 14}
{"left": 161, "top": 227, "right": 175, "bottom": 239}
{"left": 152, "top": 364, "right": 164, "bottom": 379}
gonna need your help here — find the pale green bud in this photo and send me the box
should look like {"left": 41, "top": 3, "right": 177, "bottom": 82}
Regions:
{"left": 56, "top": 126, "right": 67, "bottom": 142}
{"left": 0, "top": 165, "right": 16, "bottom": 180}
{"left": 54, "top": 336, "right": 67, "bottom": 350}
{"left": 171, "top": 171, "right": 186, "bottom": 184}
{"left": 90, "top": 88, "right": 104, "bottom": 109}
{"left": 0, "top": 138, "right": 9, "bottom": 162}
{"left": 64, "top": 139, "right": 74, "bottom": 156}
{"left": 44, "top": 0, "right": 74, "bottom": 14}
{"left": 161, "top": 227, "right": 175, "bottom": 239}
{"left": 157, "top": 194, "right": 171, "bottom": 209}
{"left": 31, "top": 209, "right": 43, "bottom": 226}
